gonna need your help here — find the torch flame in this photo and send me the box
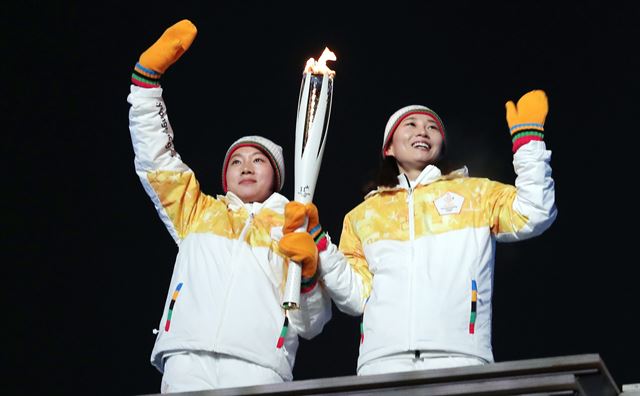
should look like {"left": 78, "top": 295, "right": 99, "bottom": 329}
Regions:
{"left": 303, "top": 47, "right": 336, "bottom": 77}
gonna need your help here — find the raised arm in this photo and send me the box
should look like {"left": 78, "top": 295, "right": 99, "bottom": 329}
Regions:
{"left": 128, "top": 21, "right": 220, "bottom": 244}
{"left": 488, "top": 90, "right": 557, "bottom": 241}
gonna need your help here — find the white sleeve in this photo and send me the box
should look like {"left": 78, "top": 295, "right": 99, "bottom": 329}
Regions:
{"left": 498, "top": 140, "right": 557, "bottom": 241}
{"left": 316, "top": 234, "right": 368, "bottom": 316}
{"left": 127, "top": 85, "right": 189, "bottom": 174}
{"left": 127, "top": 85, "right": 200, "bottom": 244}
{"left": 287, "top": 280, "right": 332, "bottom": 340}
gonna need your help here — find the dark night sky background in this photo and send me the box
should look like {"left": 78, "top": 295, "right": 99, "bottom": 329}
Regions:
{"left": 4, "top": 1, "right": 639, "bottom": 395}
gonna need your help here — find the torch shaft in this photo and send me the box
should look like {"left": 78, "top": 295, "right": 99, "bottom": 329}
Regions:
{"left": 282, "top": 71, "right": 333, "bottom": 310}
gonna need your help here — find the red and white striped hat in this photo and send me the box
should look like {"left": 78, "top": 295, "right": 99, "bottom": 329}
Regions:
{"left": 222, "top": 135, "right": 285, "bottom": 192}
{"left": 382, "top": 105, "right": 446, "bottom": 158}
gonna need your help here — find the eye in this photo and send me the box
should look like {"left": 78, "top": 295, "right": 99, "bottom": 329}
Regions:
{"left": 254, "top": 157, "right": 266, "bottom": 163}
{"left": 230, "top": 159, "right": 241, "bottom": 165}
{"left": 428, "top": 125, "right": 440, "bottom": 131}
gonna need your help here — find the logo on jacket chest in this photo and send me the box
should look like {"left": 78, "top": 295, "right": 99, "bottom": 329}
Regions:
{"left": 434, "top": 192, "right": 465, "bottom": 215}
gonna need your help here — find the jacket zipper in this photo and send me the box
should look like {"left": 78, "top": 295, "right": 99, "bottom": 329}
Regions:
{"left": 404, "top": 174, "right": 417, "bottom": 352}
{"left": 215, "top": 210, "right": 255, "bottom": 344}
{"left": 239, "top": 211, "right": 255, "bottom": 241}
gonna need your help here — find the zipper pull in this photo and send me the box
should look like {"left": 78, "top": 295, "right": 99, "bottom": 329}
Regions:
{"left": 404, "top": 174, "right": 413, "bottom": 202}
{"left": 238, "top": 210, "right": 256, "bottom": 241}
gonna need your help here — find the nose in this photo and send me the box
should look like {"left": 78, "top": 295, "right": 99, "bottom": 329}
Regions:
{"left": 418, "top": 123, "right": 431, "bottom": 139}
{"left": 416, "top": 127, "right": 430, "bottom": 138}
{"left": 241, "top": 164, "right": 254, "bottom": 174}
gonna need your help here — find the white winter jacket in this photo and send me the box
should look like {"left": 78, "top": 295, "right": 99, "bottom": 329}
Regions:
{"left": 318, "top": 141, "right": 557, "bottom": 371}
{"left": 127, "top": 85, "right": 331, "bottom": 380}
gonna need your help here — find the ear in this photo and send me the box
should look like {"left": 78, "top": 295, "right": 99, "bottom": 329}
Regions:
{"left": 384, "top": 144, "right": 394, "bottom": 157}
{"left": 267, "top": 165, "right": 279, "bottom": 192}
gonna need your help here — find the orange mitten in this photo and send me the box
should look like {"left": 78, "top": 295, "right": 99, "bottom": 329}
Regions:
{"left": 505, "top": 90, "right": 548, "bottom": 152}
{"left": 131, "top": 19, "right": 197, "bottom": 87}
{"left": 282, "top": 201, "right": 307, "bottom": 234}
{"left": 279, "top": 202, "right": 328, "bottom": 292}
{"left": 279, "top": 233, "right": 318, "bottom": 280}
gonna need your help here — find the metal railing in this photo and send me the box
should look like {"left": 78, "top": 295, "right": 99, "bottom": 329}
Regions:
{"left": 142, "top": 353, "right": 620, "bottom": 396}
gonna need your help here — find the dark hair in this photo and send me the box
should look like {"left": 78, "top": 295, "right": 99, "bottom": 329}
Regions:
{"left": 361, "top": 156, "right": 399, "bottom": 194}
{"left": 361, "top": 154, "right": 461, "bottom": 196}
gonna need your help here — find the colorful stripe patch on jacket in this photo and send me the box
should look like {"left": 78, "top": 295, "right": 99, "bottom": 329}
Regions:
{"left": 165, "top": 282, "right": 183, "bottom": 332}
{"left": 469, "top": 280, "right": 477, "bottom": 334}
{"left": 276, "top": 316, "right": 289, "bottom": 349}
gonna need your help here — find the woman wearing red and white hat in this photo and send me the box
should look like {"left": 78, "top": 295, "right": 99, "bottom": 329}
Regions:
{"left": 280, "top": 93, "right": 557, "bottom": 375}
{"left": 127, "top": 20, "right": 331, "bottom": 393}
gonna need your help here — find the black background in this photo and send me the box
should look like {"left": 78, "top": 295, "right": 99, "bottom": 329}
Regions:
{"left": 4, "top": 1, "right": 639, "bottom": 394}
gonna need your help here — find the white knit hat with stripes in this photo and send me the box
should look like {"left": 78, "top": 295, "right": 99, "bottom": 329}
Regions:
{"left": 382, "top": 105, "right": 447, "bottom": 157}
{"left": 222, "top": 135, "right": 285, "bottom": 192}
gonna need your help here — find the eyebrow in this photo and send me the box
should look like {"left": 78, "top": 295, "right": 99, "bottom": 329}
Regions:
{"left": 403, "top": 116, "right": 438, "bottom": 124}
{"left": 230, "top": 150, "right": 268, "bottom": 160}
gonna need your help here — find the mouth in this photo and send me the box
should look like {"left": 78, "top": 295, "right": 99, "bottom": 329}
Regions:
{"left": 239, "top": 179, "right": 256, "bottom": 185}
{"left": 411, "top": 141, "right": 431, "bottom": 151}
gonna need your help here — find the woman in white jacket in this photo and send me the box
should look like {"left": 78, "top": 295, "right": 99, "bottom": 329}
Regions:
{"left": 279, "top": 90, "right": 557, "bottom": 375}
{"left": 128, "top": 20, "right": 331, "bottom": 393}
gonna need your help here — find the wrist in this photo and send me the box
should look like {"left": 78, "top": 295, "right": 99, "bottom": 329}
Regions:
{"left": 301, "top": 271, "right": 318, "bottom": 293}
{"left": 509, "top": 122, "right": 544, "bottom": 135}
{"left": 131, "top": 62, "right": 162, "bottom": 88}
{"left": 309, "top": 224, "right": 328, "bottom": 252}
{"left": 511, "top": 130, "right": 544, "bottom": 153}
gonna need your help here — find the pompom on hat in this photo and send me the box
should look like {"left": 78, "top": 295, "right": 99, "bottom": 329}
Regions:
{"left": 222, "top": 135, "right": 285, "bottom": 192}
{"left": 382, "top": 105, "right": 446, "bottom": 158}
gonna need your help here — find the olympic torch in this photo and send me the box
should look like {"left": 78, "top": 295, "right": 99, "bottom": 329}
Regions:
{"left": 282, "top": 48, "right": 336, "bottom": 310}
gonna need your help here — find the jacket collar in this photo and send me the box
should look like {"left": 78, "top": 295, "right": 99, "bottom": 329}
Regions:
{"left": 397, "top": 164, "right": 443, "bottom": 189}
{"left": 218, "top": 191, "right": 288, "bottom": 214}
{"left": 364, "top": 165, "right": 469, "bottom": 199}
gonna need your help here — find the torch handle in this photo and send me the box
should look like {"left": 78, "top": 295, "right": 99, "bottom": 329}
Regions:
{"left": 282, "top": 264, "right": 301, "bottom": 310}
{"left": 282, "top": 218, "right": 309, "bottom": 310}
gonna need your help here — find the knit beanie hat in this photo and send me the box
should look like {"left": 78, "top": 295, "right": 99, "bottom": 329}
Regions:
{"left": 221, "top": 135, "right": 285, "bottom": 192}
{"left": 382, "top": 105, "right": 446, "bottom": 158}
